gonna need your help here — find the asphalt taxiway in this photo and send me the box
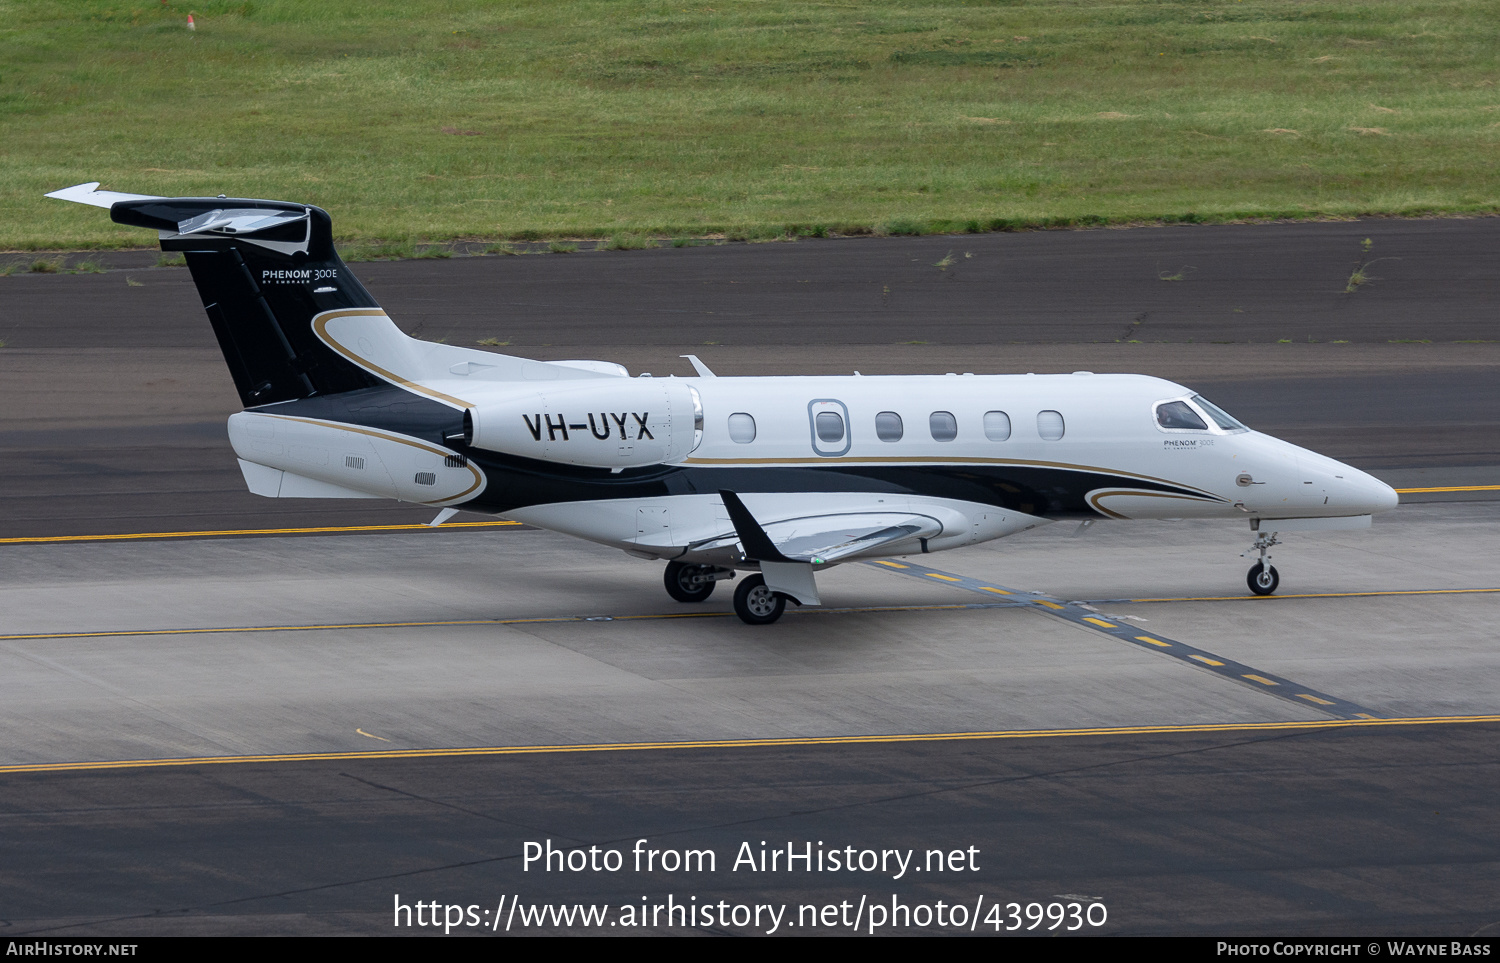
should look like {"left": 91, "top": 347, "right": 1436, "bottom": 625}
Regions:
{"left": 1, "top": 220, "right": 1498, "bottom": 935}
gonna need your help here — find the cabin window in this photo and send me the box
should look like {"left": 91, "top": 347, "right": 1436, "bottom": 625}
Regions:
{"left": 1156, "top": 400, "right": 1207, "bottom": 431}
{"left": 929, "top": 411, "right": 958, "bottom": 442}
{"left": 728, "top": 412, "right": 757, "bottom": 444}
{"left": 815, "top": 411, "right": 845, "bottom": 443}
{"left": 1037, "top": 410, "right": 1065, "bottom": 441}
{"left": 808, "top": 399, "right": 852, "bottom": 456}
{"left": 875, "top": 411, "right": 903, "bottom": 442}
{"left": 983, "top": 410, "right": 1011, "bottom": 442}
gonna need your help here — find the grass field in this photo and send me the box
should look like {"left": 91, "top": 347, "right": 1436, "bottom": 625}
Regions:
{"left": 4, "top": 0, "right": 1500, "bottom": 249}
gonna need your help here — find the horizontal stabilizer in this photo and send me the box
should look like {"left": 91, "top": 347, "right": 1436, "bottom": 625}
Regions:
{"left": 680, "top": 354, "right": 717, "bottom": 378}
{"left": 44, "top": 182, "right": 163, "bottom": 209}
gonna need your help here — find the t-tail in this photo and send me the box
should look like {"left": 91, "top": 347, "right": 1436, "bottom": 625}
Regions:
{"left": 46, "top": 182, "right": 384, "bottom": 408}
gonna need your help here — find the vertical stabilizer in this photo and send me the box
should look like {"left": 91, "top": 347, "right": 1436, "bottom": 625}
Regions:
{"left": 108, "top": 196, "right": 384, "bottom": 407}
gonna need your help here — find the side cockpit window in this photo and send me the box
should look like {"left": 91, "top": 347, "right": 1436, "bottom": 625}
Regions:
{"left": 1155, "top": 400, "right": 1208, "bottom": 431}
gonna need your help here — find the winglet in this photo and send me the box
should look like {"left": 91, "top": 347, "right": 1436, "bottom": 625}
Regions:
{"left": 44, "top": 182, "right": 163, "bottom": 209}
{"left": 719, "top": 490, "right": 792, "bottom": 562}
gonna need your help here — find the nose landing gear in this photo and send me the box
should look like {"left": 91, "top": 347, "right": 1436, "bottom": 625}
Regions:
{"left": 1242, "top": 530, "right": 1281, "bottom": 596}
{"left": 1247, "top": 561, "right": 1280, "bottom": 595}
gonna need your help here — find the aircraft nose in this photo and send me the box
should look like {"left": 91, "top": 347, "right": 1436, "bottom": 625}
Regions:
{"left": 1348, "top": 470, "right": 1399, "bottom": 514}
{"left": 1371, "top": 477, "right": 1400, "bottom": 513}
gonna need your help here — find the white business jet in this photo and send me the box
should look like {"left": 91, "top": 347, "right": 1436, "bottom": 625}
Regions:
{"left": 48, "top": 184, "right": 1398, "bottom": 624}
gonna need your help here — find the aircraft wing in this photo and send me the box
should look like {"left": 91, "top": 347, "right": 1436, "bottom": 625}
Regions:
{"left": 718, "top": 491, "right": 940, "bottom": 564}
{"left": 45, "top": 182, "right": 163, "bottom": 209}
{"left": 764, "top": 517, "right": 939, "bottom": 563}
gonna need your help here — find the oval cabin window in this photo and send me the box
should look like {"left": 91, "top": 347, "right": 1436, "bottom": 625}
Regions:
{"left": 728, "top": 412, "right": 756, "bottom": 444}
{"left": 929, "top": 411, "right": 958, "bottom": 442}
{"left": 815, "top": 411, "right": 845, "bottom": 443}
{"left": 983, "top": 410, "right": 1011, "bottom": 441}
{"left": 1037, "top": 410, "right": 1065, "bottom": 441}
{"left": 875, "top": 411, "right": 903, "bottom": 442}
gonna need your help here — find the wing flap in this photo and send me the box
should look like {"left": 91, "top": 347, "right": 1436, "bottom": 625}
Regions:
{"left": 773, "top": 519, "right": 936, "bottom": 563}
{"left": 717, "top": 492, "right": 940, "bottom": 564}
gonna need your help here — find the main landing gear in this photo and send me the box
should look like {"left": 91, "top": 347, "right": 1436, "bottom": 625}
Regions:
{"left": 663, "top": 563, "right": 790, "bottom": 624}
{"left": 732, "top": 574, "right": 787, "bottom": 625}
{"left": 1243, "top": 530, "right": 1281, "bottom": 596}
{"left": 663, "top": 561, "right": 732, "bottom": 603}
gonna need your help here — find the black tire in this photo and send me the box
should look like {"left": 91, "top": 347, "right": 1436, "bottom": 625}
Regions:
{"left": 1247, "top": 562, "right": 1280, "bottom": 596}
{"left": 733, "top": 574, "right": 786, "bottom": 625}
{"left": 664, "top": 562, "right": 716, "bottom": 603}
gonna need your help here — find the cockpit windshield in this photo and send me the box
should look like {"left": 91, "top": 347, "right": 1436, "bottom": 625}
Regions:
{"left": 1190, "top": 394, "right": 1248, "bottom": 431}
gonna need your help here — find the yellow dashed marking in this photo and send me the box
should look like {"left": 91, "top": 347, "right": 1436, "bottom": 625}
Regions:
{"left": 864, "top": 559, "right": 1375, "bottom": 719}
{"left": 1355, "top": 713, "right": 1381, "bottom": 720}
{"left": 873, "top": 560, "right": 909, "bottom": 568}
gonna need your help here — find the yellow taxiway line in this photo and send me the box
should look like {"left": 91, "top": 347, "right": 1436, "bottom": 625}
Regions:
{"left": 0, "top": 520, "right": 522, "bottom": 545}
{"left": 4, "top": 714, "right": 1499, "bottom": 776}
{"left": 0, "top": 603, "right": 1004, "bottom": 642}
{"left": 1120, "top": 587, "right": 1500, "bottom": 603}
{"left": 1395, "top": 485, "right": 1500, "bottom": 493}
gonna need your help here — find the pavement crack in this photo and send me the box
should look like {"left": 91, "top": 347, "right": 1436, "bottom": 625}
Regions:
{"left": 1121, "top": 310, "right": 1147, "bottom": 340}
{"left": 338, "top": 771, "right": 568, "bottom": 838}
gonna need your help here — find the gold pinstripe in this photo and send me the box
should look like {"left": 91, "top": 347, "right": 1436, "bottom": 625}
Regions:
{"left": 310, "top": 308, "right": 475, "bottom": 409}
{"left": 253, "top": 413, "right": 485, "bottom": 505}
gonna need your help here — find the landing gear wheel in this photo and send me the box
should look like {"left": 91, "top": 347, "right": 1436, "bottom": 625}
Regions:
{"left": 733, "top": 574, "right": 786, "bottom": 625}
{"left": 664, "top": 562, "right": 716, "bottom": 603}
{"left": 1247, "top": 562, "right": 1280, "bottom": 596}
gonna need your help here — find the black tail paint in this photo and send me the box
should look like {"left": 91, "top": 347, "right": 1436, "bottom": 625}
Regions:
{"left": 111, "top": 196, "right": 383, "bottom": 408}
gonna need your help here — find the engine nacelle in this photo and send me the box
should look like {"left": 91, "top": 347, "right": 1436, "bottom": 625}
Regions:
{"left": 466, "top": 380, "right": 701, "bottom": 468}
